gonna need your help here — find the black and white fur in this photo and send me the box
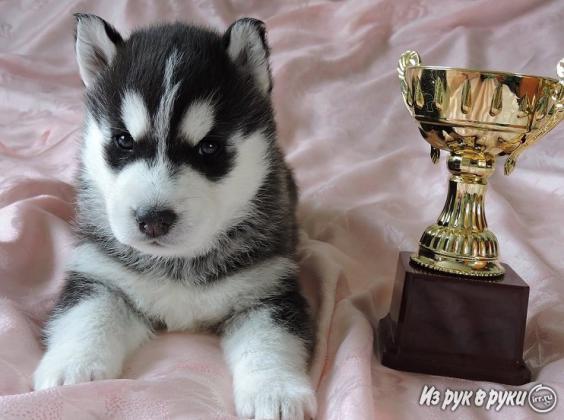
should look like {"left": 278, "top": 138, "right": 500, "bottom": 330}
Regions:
{"left": 33, "top": 14, "right": 316, "bottom": 419}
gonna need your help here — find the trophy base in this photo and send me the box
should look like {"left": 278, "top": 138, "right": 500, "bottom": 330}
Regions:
{"left": 376, "top": 252, "right": 531, "bottom": 385}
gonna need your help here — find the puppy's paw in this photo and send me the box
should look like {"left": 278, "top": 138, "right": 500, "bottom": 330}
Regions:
{"left": 234, "top": 372, "right": 316, "bottom": 420}
{"left": 33, "top": 349, "right": 121, "bottom": 390}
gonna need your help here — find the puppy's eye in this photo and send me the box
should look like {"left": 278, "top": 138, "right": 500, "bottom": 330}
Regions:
{"left": 113, "top": 133, "right": 134, "bottom": 150}
{"left": 198, "top": 140, "right": 222, "bottom": 156}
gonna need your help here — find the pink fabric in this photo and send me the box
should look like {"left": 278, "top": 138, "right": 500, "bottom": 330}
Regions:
{"left": 1, "top": 0, "right": 564, "bottom": 418}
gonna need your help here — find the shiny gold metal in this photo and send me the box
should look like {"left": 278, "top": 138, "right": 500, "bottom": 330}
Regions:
{"left": 399, "top": 50, "right": 564, "bottom": 277}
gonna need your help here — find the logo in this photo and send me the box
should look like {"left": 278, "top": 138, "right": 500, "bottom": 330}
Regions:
{"left": 418, "top": 383, "right": 558, "bottom": 413}
{"left": 528, "top": 384, "right": 557, "bottom": 414}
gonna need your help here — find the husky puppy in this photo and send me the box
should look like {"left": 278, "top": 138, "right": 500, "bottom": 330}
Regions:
{"left": 33, "top": 14, "right": 316, "bottom": 419}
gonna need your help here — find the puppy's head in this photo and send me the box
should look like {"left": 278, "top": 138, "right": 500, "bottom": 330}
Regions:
{"left": 75, "top": 14, "right": 276, "bottom": 257}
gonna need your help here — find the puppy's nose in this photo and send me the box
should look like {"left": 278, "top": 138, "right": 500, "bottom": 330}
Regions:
{"left": 136, "top": 208, "right": 177, "bottom": 238}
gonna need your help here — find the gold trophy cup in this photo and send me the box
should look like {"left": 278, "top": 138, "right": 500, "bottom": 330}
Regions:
{"left": 399, "top": 50, "right": 564, "bottom": 277}
{"left": 377, "top": 51, "right": 564, "bottom": 384}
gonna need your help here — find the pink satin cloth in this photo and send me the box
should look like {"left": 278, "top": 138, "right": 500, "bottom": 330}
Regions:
{"left": 1, "top": 1, "right": 564, "bottom": 419}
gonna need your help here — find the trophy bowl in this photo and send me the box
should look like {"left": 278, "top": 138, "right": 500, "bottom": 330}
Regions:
{"left": 399, "top": 51, "right": 564, "bottom": 277}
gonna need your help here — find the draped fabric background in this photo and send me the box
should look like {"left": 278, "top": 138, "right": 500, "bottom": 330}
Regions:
{"left": 1, "top": 0, "right": 564, "bottom": 418}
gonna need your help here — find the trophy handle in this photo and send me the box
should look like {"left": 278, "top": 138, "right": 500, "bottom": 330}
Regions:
{"left": 504, "top": 152, "right": 522, "bottom": 176}
{"left": 398, "top": 51, "right": 439, "bottom": 163}
{"left": 398, "top": 50, "right": 421, "bottom": 110}
{"left": 557, "top": 57, "right": 564, "bottom": 113}
{"left": 504, "top": 58, "right": 564, "bottom": 175}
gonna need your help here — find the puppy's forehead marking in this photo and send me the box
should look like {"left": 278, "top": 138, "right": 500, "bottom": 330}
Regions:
{"left": 180, "top": 100, "right": 215, "bottom": 145}
{"left": 156, "top": 50, "right": 181, "bottom": 156}
{"left": 121, "top": 90, "right": 149, "bottom": 140}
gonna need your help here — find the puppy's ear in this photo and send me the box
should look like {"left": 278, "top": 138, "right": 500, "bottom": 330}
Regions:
{"left": 224, "top": 18, "right": 272, "bottom": 95}
{"left": 74, "top": 13, "right": 123, "bottom": 88}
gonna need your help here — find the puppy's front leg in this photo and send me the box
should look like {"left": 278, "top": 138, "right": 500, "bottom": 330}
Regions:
{"left": 222, "top": 290, "right": 316, "bottom": 420}
{"left": 34, "top": 276, "right": 151, "bottom": 390}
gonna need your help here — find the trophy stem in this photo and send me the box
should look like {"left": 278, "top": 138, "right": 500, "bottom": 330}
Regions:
{"left": 411, "top": 152, "right": 505, "bottom": 277}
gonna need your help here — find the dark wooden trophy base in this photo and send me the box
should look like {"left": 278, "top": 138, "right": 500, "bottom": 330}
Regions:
{"left": 377, "top": 252, "right": 531, "bottom": 385}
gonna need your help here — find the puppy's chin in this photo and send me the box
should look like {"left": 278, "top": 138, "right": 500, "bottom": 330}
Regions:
{"left": 128, "top": 241, "right": 186, "bottom": 258}
{"left": 119, "top": 234, "right": 215, "bottom": 259}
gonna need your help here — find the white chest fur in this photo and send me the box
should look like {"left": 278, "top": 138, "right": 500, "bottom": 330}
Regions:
{"left": 68, "top": 243, "right": 295, "bottom": 331}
